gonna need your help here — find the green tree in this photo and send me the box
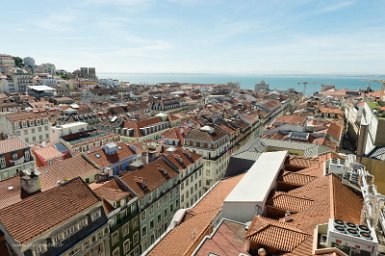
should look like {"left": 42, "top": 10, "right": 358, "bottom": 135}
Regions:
{"left": 13, "top": 57, "right": 24, "bottom": 67}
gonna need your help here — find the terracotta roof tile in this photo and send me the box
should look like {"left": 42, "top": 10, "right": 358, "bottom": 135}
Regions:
{"left": 0, "top": 138, "right": 28, "bottom": 154}
{"left": 194, "top": 219, "right": 248, "bottom": 256}
{"left": 246, "top": 216, "right": 309, "bottom": 252}
{"left": 33, "top": 145, "right": 63, "bottom": 161}
{"left": 185, "top": 127, "right": 227, "bottom": 142}
{"left": 148, "top": 174, "right": 244, "bottom": 256}
{"left": 120, "top": 157, "right": 179, "bottom": 198}
{"left": 93, "top": 178, "right": 133, "bottom": 202}
{"left": 123, "top": 117, "right": 164, "bottom": 137}
{"left": 0, "top": 178, "right": 100, "bottom": 243}
{"left": 38, "top": 156, "right": 100, "bottom": 190}
{"left": 86, "top": 142, "right": 136, "bottom": 168}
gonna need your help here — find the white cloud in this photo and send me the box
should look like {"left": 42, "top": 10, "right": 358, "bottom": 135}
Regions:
{"left": 36, "top": 13, "right": 77, "bottom": 32}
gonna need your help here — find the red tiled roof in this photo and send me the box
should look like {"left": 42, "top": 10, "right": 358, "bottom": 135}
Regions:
{"left": 0, "top": 176, "right": 23, "bottom": 209}
{"left": 246, "top": 155, "right": 363, "bottom": 255}
{"left": 148, "top": 174, "right": 244, "bottom": 256}
{"left": 246, "top": 216, "right": 310, "bottom": 252}
{"left": 93, "top": 178, "right": 133, "bottom": 202}
{"left": 120, "top": 157, "right": 179, "bottom": 197}
{"left": 0, "top": 178, "right": 100, "bottom": 243}
{"left": 275, "top": 115, "right": 307, "bottom": 126}
{"left": 194, "top": 219, "right": 248, "bottom": 256}
{"left": 162, "top": 147, "right": 201, "bottom": 170}
{"left": 185, "top": 127, "right": 227, "bottom": 143}
{"left": 123, "top": 117, "right": 164, "bottom": 137}
{"left": 325, "top": 122, "right": 343, "bottom": 142}
{"left": 33, "top": 145, "right": 63, "bottom": 161}
{"left": 86, "top": 142, "right": 136, "bottom": 168}
{"left": 6, "top": 112, "right": 47, "bottom": 122}
{"left": 0, "top": 138, "right": 28, "bottom": 154}
{"left": 38, "top": 156, "right": 100, "bottom": 190}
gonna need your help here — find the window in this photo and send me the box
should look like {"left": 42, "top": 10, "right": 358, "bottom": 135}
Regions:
{"left": 38, "top": 127, "right": 42, "bottom": 132}
{"left": 33, "top": 242, "right": 47, "bottom": 255}
{"left": 140, "top": 212, "right": 145, "bottom": 221}
{"left": 78, "top": 218, "right": 88, "bottom": 228}
{"left": 206, "top": 170, "right": 210, "bottom": 176}
{"left": 45, "top": 125, "right": 49, "bottom": 131}
{"left": 157, "top": 214, "right": 161, "bottom": 223}
{"left": 122, "top": 223, "right": 129, "bottom": 236}
{"left": 170, "top": 203, "right": 174, "bottom": 213}
{"left": 133, "top": 231, "right": 139, "bottom": 245}
{"left": 131, "top": 203, "right": 137, "bottom": 213}
{"left": 120, "top": 209, "right": 126, "bottom": 220}
{"left": 0, "top": 156, "right": 5, "bottom": 168}
{"left": 150, "top": 219, "right": 154, "bottom": 230}
{"left": 111, "top": 230, "right": 119, "bottom": 246}
{"left": 123, "top": 239, "right": 130, "bottom": 253}
{"left": 142, "top": 225, "right": 147, "bottom": 236}
{"left": 24, "top": 130, "right": 28, "bottom": 135}
{"left": 31, "top": 128, "right": 35, "bottom": 133}
{"left": 91, "top": 209, "right": 102, "bottom": 221}
{"left": 112, "top": 248, "right": 120, "bottom": 256}
{"left": 132, "top": 216, "right": 139, "bottom": 229}
{"left": 149, "top": 205, "right": 154, "bottom": 215}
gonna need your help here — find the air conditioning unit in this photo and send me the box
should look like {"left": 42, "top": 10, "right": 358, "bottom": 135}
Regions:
{"left": 327, "top": 219, "right": 378, "bottom": 255}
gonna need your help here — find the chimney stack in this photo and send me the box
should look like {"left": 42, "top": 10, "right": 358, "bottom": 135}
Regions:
{"left": 20, "top": 169, "right": 41, "bottom": 195}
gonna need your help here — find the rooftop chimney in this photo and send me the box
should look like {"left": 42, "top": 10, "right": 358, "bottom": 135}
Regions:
{"left": 20, "top": 169, "right": 41, "bottom": 195}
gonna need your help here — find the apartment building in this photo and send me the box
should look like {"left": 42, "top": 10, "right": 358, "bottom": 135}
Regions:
{"left": 0, "top": 54, "right": 15, "bottom": 67}
{"left": 0, "top": 76, "right": 16, "bottom": 93}
{"left": 59, "top": 129, "right": 120, "bottom": 154}
{"left": 0, "top": 137, "right": 35, "bottom": 180}
{"left": 184, "top": 125, "right": 230, "bottom": 190}
{"left": 163, "top": 147, "right": 204, "bottom": 209}
{"left": 50, "top": 122, "right": 88, "bottom": 144}
{"left": 151, "top": 98, "right": 181, "bottom": 112}
{"left": 119, "top": 157, "right": 180, "bottom": 252}
{"left": 12, "top": 70, "right": 33, "bottom": 93}
{"left": 0, "top": 112, "right": 51, "bottom": 144}
{"left": 0, "top": 174, "right": 110, "bottom": 256}
{"left": 85, "top": 142, "right": 141, "bottom": 176}
{"left": 93, "top": 178, "right": 141, "bottom": 256}
{"left": 357, "top": 102, "right": 385, "bottom": 155}
{"left": 118, "top": 117, "right": 170, "bottom": 143}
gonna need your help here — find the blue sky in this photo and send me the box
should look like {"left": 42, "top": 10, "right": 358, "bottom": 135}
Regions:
{"left": 1, "top": 0, "right": 385, "bottom": 74}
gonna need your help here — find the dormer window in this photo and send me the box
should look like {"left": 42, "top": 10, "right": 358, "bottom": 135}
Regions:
{"left": 11, "top": 152, "right": 18, "bottom": 161}
{"left": 33, "top": 242, "right": 47, "bottom": 256}
{"left": 24, "top": 150, "right": 31, "bottom": 161}
{"left": 0, "top": 156, "right": 5, "bottom": 168}
{"left": 91, "top": 209, "right": 102, "bottom": 221}
{"left": 22, "top": 121, "right": 27, "bottom": 128}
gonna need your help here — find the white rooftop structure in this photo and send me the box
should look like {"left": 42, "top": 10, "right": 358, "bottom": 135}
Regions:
{"left": 55, "top": 122, "right": 88, "bottom": 129}
{"left": 222, "top": 151, "right": 288, "bottom": 222}
{"left": 27, "top": 85, "right": 55, "bottom": 91}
